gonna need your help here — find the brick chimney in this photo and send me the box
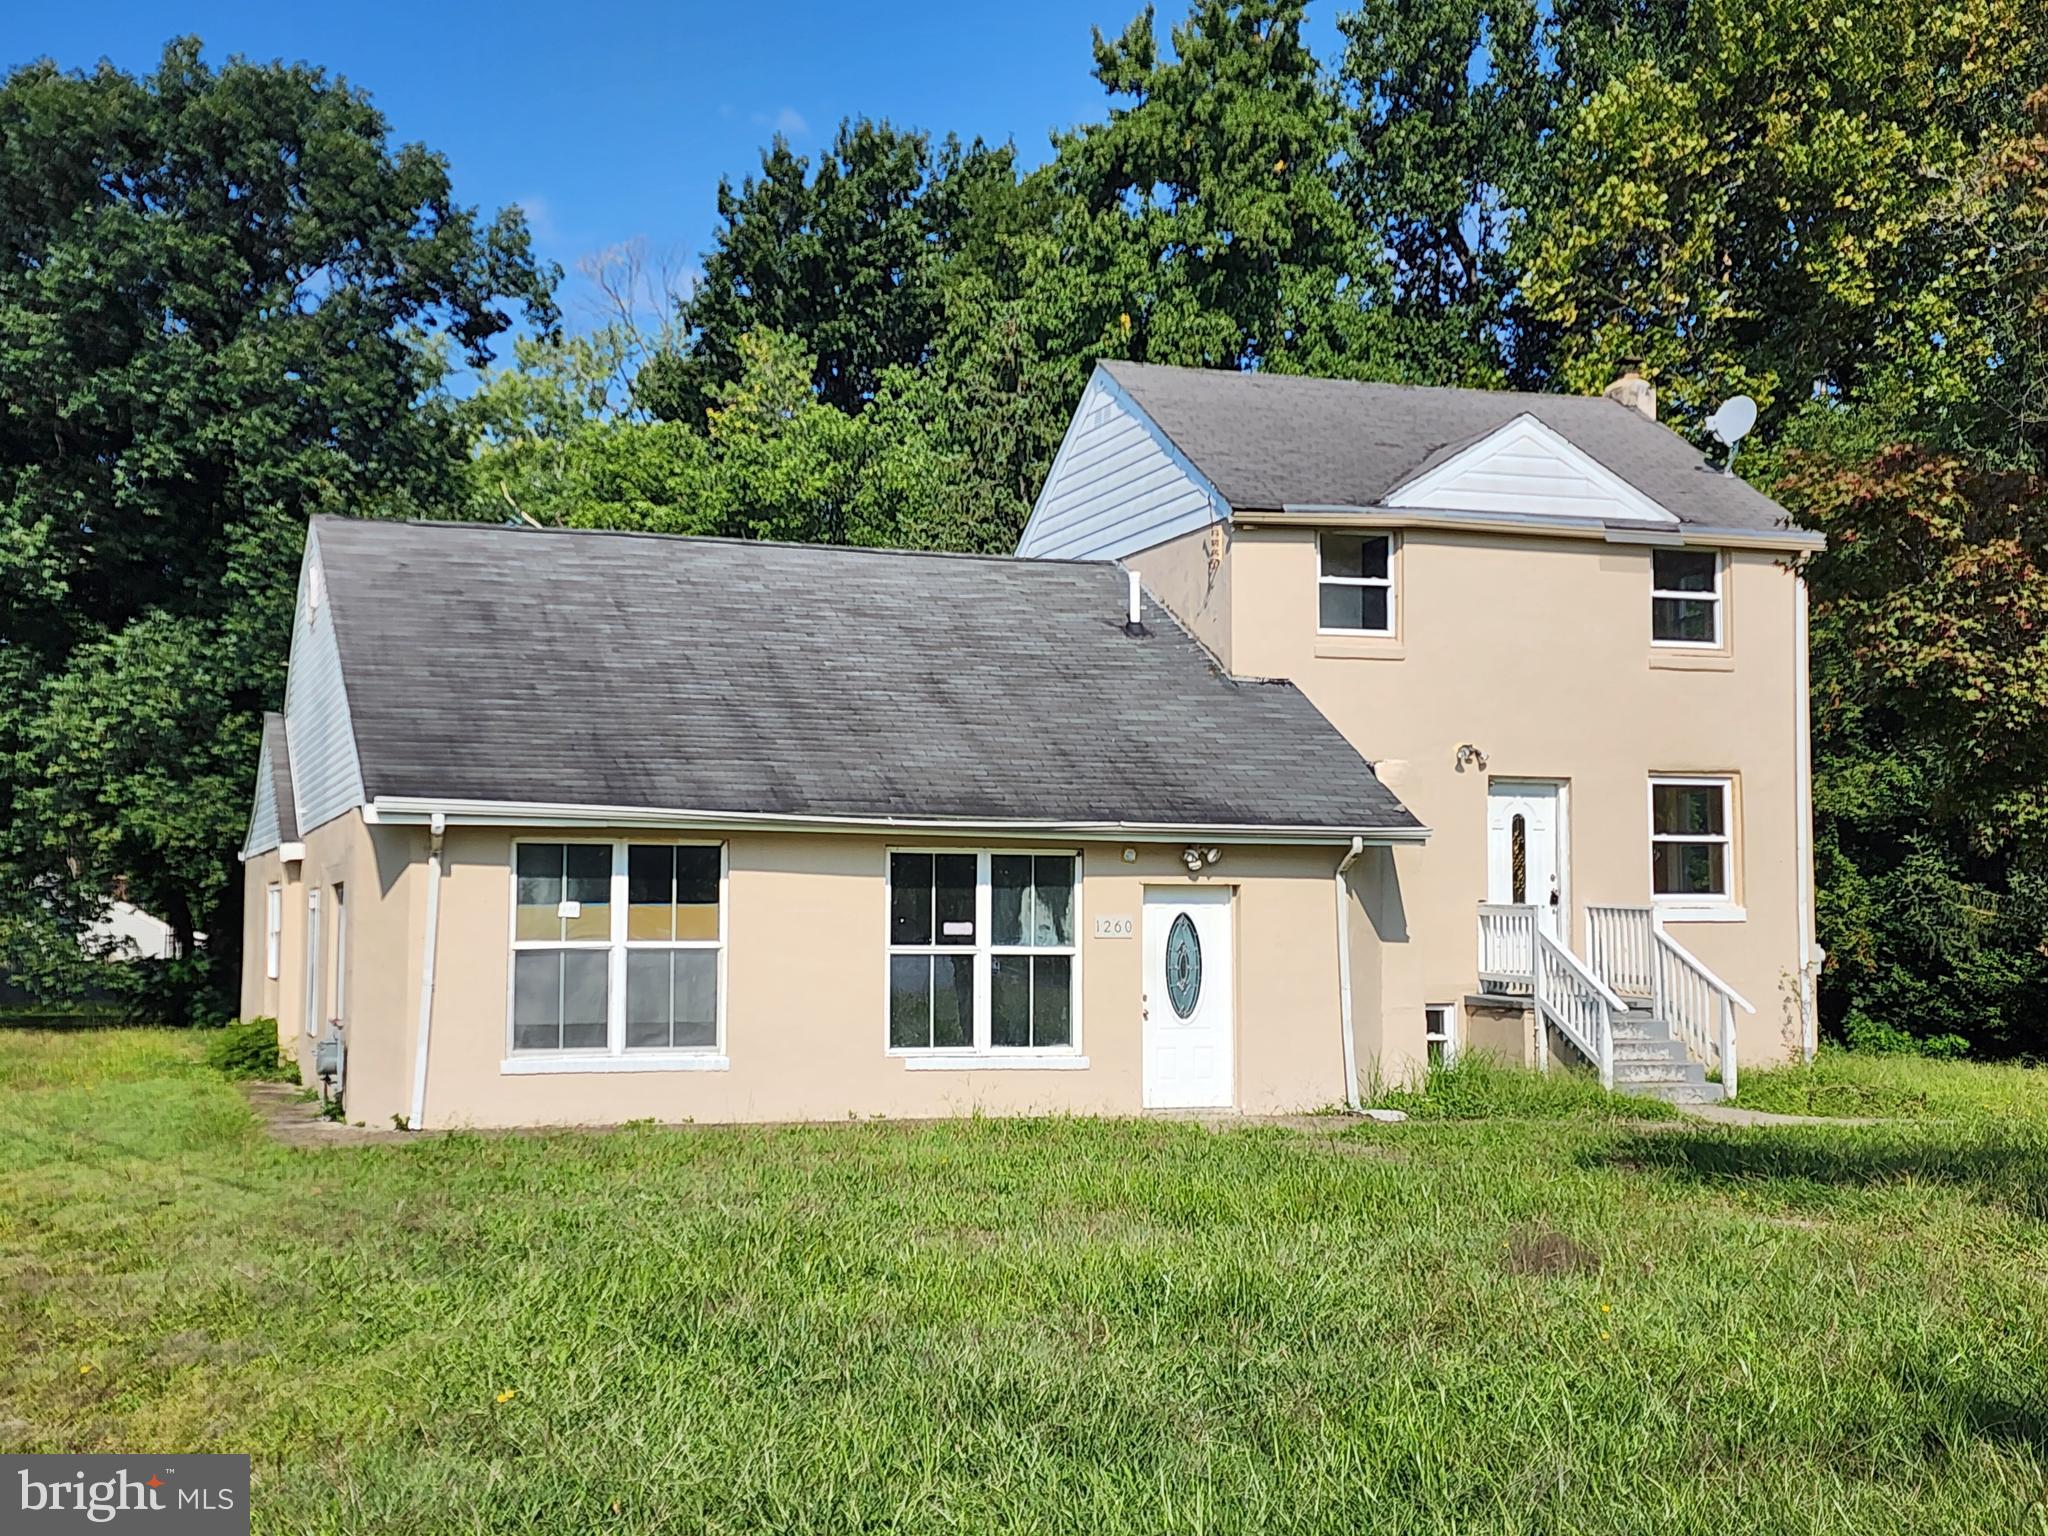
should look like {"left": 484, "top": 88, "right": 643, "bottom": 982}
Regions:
{"left": 1603, "top": 359, "right": 1656, "bottom": 421}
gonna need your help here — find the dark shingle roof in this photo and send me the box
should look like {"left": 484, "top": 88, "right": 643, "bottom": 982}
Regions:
{"left": 313, "top": 517, "right": 1420, "bottom": 836}
{"left": 264, "top": 711, "right": 298, "bottom": 843}
{"left": 1101, "top": 361, "right": 1804, "bottom": 536}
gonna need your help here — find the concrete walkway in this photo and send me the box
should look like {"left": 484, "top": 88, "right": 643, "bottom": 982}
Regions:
{"left": 1679, "top": 1101, "right": 1886, "bottom": 1128}
{"left": 241, "top": 1080, "right": 409, "bottom": 1147}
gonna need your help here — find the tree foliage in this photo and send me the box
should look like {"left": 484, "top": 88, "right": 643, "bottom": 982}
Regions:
{"left": 0, "top": 39, "right": 555, "bottom": 1019}
{"left": 1783, "top": 449, "right": 2048, "bottom": 1053}
{"left": 1517, "top": 0, "right": 2048, "bottom": 438}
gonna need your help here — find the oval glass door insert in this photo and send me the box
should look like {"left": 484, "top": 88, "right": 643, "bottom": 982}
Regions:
{"left": 1165, "top": 912, "right": 1203, "bottom": 1018}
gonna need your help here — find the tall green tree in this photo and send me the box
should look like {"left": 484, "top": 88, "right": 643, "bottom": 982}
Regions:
{"left": 646, "top": 120, "right": 950, "bottom": 422}
{"left": 0, "top": 39, "right": 556, "bottom": 1019}
{"left": 1336, "top": 0, "right": 1546, "bottom": 383}
{"left": 1515, "top": 0, "right": 2048, "bottom": 438}
{"left": 1782, "top": 448, "right": 2048, "bottom": 1054}
{"left": 1041, "top": 0, "right": 1401, "bottom": 377}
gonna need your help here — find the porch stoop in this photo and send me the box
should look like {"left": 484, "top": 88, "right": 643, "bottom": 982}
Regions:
{"left": 1476, "top": 902, "right": 1750, "bottom": 1106}
{"left": 1608, "top": 1004, "right": 1725, "bottom": 1105}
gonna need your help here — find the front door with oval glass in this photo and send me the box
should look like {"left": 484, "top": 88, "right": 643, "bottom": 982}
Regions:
{"left": 1487, "top": 779, "right": 1566, "bottom": 940}
{"left": 1142, "top": 887, "right": 1234, "bottom": 1109}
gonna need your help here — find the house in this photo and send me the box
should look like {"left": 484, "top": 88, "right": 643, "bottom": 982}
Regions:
{"left": 241, "top": 360, "right": 1823, "bottom": 1128}
{"left": 1019, "top": 361, "right": 1825, "bottom": 1095}
{"left": 239, "top": 517, "right": 1424, "bottom": 1128}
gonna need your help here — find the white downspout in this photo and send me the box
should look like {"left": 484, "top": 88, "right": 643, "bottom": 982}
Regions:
{"left": 1794, "top": 576, "right": 1820, "bottom": 1060}
{"left": 407, "top": 812, "right": 447, "bottom": 1131}
{"left": 1335, "top": 836, "right": 1366, "bottom": 1112}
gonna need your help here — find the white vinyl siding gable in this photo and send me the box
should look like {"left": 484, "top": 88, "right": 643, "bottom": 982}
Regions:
{"left": 242, "top": 737, "right": 282, "bottom": 856}
{"left": 282, "top": 529, "right": 367, "bottom": 835}
{"left": 1385, "top": 414, "right": 1677, "bottom": 526}
{"left": 1016, "top": 370, "right": 1225, "bottom": 560}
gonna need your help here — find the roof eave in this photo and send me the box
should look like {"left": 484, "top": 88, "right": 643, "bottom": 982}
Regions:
{"left": 362, "top": 795, "right": 1431, "bottom": 846}
{"left": 1257, "top": 503, "right": 1825, "bottom": 552}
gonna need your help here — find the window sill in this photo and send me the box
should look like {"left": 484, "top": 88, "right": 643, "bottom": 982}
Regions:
{"left": 899, "top": 1053, "right": 1090, "bottom": 1071}
{"left": 1314, "top": 636, "right": 1406, "bottom": 661}
{"left": 1655, "top": 903, "right": 1746, "bottom": 924}
{"left": 500, "top": 1053, "right": 730, "bottom": 1076}
{"left": 1648, "top": 648, "right": 1734, "bottom": 671}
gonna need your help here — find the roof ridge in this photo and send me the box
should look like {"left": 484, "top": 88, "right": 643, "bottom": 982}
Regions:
{"left": 311, "top": 514, "right": 1119, "bottom": 569}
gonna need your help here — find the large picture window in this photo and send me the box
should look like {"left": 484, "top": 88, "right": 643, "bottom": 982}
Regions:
{"left": 1651, "top": 549, "right": 1722, "bottom": 646}
{"left": 1317, "top": 532, "right": 1396, "bottom": 635}
{"left": 510, "top": 840, "right": 725, "bottom": 1060}
{"left": 1649, "top": 778, "right": 1733, "bottom": 902}
{"left": 888, "top": 851, "right": 1079, "bottom": 1055}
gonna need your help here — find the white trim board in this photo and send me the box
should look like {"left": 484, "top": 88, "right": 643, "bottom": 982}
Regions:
{"left": 364, "top": 796, "right": 1432, "bottom": 845}
{"left": 1384, "top": 413, "right": 1679, "bottom": 526}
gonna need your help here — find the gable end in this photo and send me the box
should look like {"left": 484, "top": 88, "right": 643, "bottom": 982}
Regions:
{"left": 1384, "top": 413, "right": 1679, "bottom": 526}
{"left": 1016, "top": 368, "right": 1227, "bottom": 560}
{"left": 282, "top": 527, "right": 367, "bottom": 834}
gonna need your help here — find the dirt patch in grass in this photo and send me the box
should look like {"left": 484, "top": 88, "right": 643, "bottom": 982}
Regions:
{"left": 1504, "top": 1226, "right": 1601, "bottom": 1277}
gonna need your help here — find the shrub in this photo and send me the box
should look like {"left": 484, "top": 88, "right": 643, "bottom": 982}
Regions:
{"left": 202, "top": 1017, "right": 298, "bottom": 1083}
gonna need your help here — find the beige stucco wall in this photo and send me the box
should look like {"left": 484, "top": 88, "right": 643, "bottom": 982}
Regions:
{"left": 242, "top": 811, "right": 422, "bottom": 1118}
{"left": 1133, "top": 521, "right": 1232, "bottom": 661}
{"left": 248, "top": 820, "right": 1412, "bottom": 1128}
{"left": 1172, "top": 519, "right": 1810, "bottom": 1070}
{"left": 317, "top": 830, "right": 1392, "bottom": 1130}
{"left": 239, "top": 849, "right": 290, "bottom": 1026}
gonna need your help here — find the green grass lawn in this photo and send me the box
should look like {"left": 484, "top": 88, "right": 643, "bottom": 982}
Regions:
{"left": 4, "top": 1031, "right": 2047, "bottom": 1534}
{"left": 1737, "top": 1049, "right": 2048, "bottom": 1124}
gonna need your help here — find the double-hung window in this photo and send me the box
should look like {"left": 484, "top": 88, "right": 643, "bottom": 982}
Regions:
{"left": 264, "top": 884, "right": 282, "bottom": 980}
{"left": 1317, "top": 532, "right": 1395, "bottom": 635}
{"left": 1651, "top": 549, "right": 1722, "bottom": 646}
{"left": 888, "top": 851, "right": 1079, "bottom": 1056}
{"left": 1649, "top": 778, "right": 1733, "bottom": 904}
{"left": 511, "top": 840, "right": 725, "bottom": 1061}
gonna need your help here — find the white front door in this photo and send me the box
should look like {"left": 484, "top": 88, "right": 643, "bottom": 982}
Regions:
{"left": 1487, "top": 780, "right": 1566, "bottom": 939}
{"left": 1142, "top": 887, "right": 1234, "bottom": 1109}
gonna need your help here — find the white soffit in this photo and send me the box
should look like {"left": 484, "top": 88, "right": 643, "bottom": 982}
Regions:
{"left": 1384, "top": 413, "right": 1679, "bottom": 526}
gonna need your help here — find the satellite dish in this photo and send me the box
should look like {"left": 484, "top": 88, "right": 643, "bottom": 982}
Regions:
{"left": 1707, "top": 395, "right": 1757, "bottom": 444}
{"left": 1705, "top": 395, "right": 1757, "bottom": 476}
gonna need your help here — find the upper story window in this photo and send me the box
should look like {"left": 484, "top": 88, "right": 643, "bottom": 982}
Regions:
{"left": 1650, "top": 777, "right": 1732, "bottom": 902}
{"left": 511, "top": 840, "right": 725, "bottom": 1057}
{"left": 888, "top": 851, "right": 1079, "bottom": 1055}
{"left": 1651, "top": 549, "right": 1722, "bottom": 646}
{"left": 1318, "top": 532, "right": 1395, "bottom": 635}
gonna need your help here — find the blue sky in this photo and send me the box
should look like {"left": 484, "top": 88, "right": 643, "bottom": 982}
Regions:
{"left": 7, "top": 2, "right": 1348, "bottom": 330}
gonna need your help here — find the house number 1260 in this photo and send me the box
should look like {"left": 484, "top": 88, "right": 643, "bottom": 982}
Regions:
{"left": 1094, "top": 915, "right": 1135, "bottom": 939}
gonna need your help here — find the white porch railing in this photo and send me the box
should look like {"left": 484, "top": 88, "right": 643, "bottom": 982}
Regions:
{"left": 1584, "top": 904, "right": 1756, "bottom": 1097}
{"left": 1534, "top": 928, "right": 1625, "bottom": 1090}
{"left": 1475, "top": 902, "right": 1624, "bottom": 1088}
{"left": 1586, "top": 904, "right": 1656, "bottom": 1001}
{"left": 1477, "top": 903, "right": 1536, "bottom": 994}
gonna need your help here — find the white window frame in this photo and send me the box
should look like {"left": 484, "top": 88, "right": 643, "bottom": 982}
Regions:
{"left": 302, "top": 888, "right": 321, "bottom": 1038}
{"left": 502, "top": 837, "right": 730, "bottom": 1074}
{"left": 1424, "top": 1003, "right": 1458, "bottom": 1068}
{"left": 264, "top": 883, "right": 282, "bottom": 981}
{"left": 884, "top": 848, "right": 1088, "bottom": 1068}
{"left": 1648, "top": 776, "right": 1739, "bottom": 916}
{"left": 331, "top": 882, "right": 347, "bottom": 1028}
{"left": 1650, "top": 547, "right": 1723, "bottom": 648}
{"left": 1316, "top": 531, "right": 1397, "bottom": 637}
